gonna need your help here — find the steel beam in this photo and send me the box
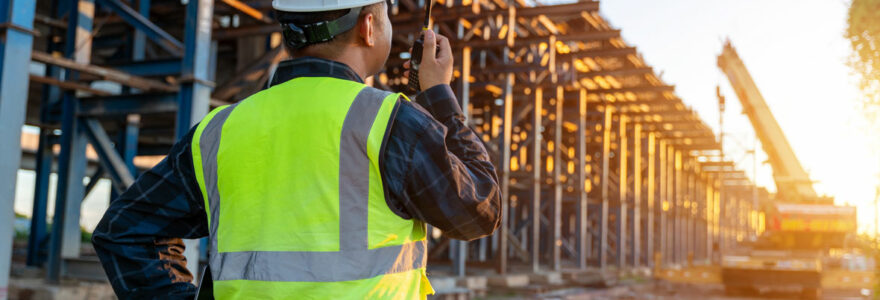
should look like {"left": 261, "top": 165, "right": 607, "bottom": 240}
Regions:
{"left": 496, "top": 71, "right": 514, "bottom": 274}
{"left": 658, "top": 139, "right": 667, "bottom": 265}
{"left": 685, "top": 161, "right": 694, "bottom": 261}
{"left": 452, "top": 240, "right": 466, "bottom": 277}
{"left": 673, "top": 149, "right": 682, "bottom": 263}
{"left": 665, "top": 143, "right": 674, "bottom": 264}
{"left": 47, "top": 0, "right": 93, "bottom": 282}
{"left": 176, "top": 0, "right": 214, "bottom": 138}
{"left": 704, "top": 175, "right": 712, "bottom": 260}
{"left": 552, "top": 86, "right": 563, "bottom": 271}
{"left": 78, "top": 93, "right": 178, "bottom": 116}
{"left": 617, "top": 116, "right": 627, "bottom": 268}
{"left": 26, "top": 131, "right": 52, "bottom": 267}
{"left": 96, "top": 0, "right": 184, "bottom": 56}
{"left": 121, "top": 115, "right": 140, "bottom": 176}
{"left": 31, "top": 51, "right": 177, "bottom": 92}
{"left": 646, "top": 132, "right": 656, "bottom": 267}
{"left": 576, "top": 89, "right": 588, "bottom": 269}
{"left": 460, "top": 46, "right": 471, "bottom": 120}
{"left": 27, "top": 0, "right": 65, "bottom": 268}
{"left": 0, "top": 0, "right": 37, "bottom": 294}
{"left": 177, "top": 0, "right": 215, "bottom": 281}
{"left": 82, "top": 119, "right": 135, "bottom": 192}
{"left": 110, "top": 59, "right": 182, "bottom": 77}
{"left": 132, "top": 0, "right": 149, "bottom": 61}
{"left": 632, "top": 123, "right": 641, "bottom": 267}
{"left": 531, "top": 87, "right": 542, "bottom": 273}
{"left": 599, "top": 108, "right": 612, "bottom": 269}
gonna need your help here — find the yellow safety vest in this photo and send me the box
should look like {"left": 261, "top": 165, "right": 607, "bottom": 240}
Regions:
{"left": 191, "top": 76, "right": 434, "bottom": 299}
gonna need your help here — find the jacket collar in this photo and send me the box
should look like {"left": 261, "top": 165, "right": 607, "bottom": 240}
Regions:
{"left": 269, "top": 56, "right": 363, "bottom": 87}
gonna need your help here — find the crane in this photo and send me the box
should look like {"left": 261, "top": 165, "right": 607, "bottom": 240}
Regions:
{"left": 712, "top": 41, "right": 868, "bottom": 299}
{"left": 716, "top": 41, "right": 830, "bottom": 204}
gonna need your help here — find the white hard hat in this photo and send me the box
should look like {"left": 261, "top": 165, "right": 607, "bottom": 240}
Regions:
{"left": 273, "top": 0, "right": 385, "bottom": 12}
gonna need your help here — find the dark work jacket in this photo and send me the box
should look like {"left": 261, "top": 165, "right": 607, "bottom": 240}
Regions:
{"left": 91, "top": 56, "right": 501, "bottom": 299}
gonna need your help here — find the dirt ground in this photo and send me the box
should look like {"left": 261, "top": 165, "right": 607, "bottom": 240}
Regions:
{"left": 486, "top": 282, "right": 870, "bottom": 300}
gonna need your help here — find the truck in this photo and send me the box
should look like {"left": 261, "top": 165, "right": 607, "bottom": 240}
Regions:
{"left": 715, "top": 41, "right": 874, "bottom": 298}
{"left": 720, "top": 203, "right": 867, "bottom": 298}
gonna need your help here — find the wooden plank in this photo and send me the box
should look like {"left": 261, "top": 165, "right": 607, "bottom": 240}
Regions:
{"left": 31, "top": 51, "right": 177, "bottom": 92}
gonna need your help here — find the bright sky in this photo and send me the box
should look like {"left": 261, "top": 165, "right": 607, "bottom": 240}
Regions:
{"left": 13, "top": 0, "right": 880, "bottom": 234}
{"left": 592, "top": 0, "right": 880, "bottom": 233}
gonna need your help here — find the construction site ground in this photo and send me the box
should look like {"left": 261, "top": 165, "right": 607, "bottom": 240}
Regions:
{"left": 448, "top": 282, "right": 868, "bottom": 300}
{"left": 8, "top": 265, "right": 869, "bottom": 300}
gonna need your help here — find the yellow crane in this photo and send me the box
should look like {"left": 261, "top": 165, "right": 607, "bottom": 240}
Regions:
{"left": 716, "top": 41, "right": 829, "bottom": 204}
{"left": 714, "top": 41, "right": 870, "bottom": 298}
{"left": 657, "top": 41, "right": 873, "bottom": 299}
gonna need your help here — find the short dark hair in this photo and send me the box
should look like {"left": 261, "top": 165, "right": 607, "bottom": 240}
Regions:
{"left": 275, "top": 3, "right": 383, "bottom": 58}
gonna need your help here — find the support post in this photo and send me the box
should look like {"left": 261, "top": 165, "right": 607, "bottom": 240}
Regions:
{"left": 706, "top": 175, "right": 713, "bottom": 262}
{"left": 666, "top": 144, "right": 674, "bottom": 264}
{"left": 599, "top": 107, "right": 612, "bottom": 269}
{"left": 632, "top": 123, "right": 641, "bottom": 267}
{"left": 674, "top": 150, "right": 682, "bottom": 263}
{"left": 496, "top": 70, "right": 514, "bottom": 274}
{"left": 617, "top": 116, "right": 627, "bottom": 268}
{"left": 646, "top": 132, "right": 656, "bottom": 267}
{"left": 133, "top": 0, "right": 150, "bottom": 61}
{"left": 552, "top": 86, "right": 563, "bottom": 271}
{"left": 0, "top": 0, "right": 37, "bottom": 295}
{"left": 47, "top": 0, "right": 94, "bottom": 282}
{"left": 122, "top": 115, "right": 140, "bottom": 176}
{"left": 178, "top": 0, "right": 215, "bottom": 281}
{"left": 27, "top": 132, "right": 52, "bottom": 266}
{"left": 460, "top": 46, "right": 471, "bottom": 121}
{"left": 576, "top": 89, "right": 588, "bottom": 269}
{"left": 531, "top": 87, "right": 543, "bottom": 273}
{"left": 453, "top": 240, "right": 466, "bottom": 277}
{"left": 658, "top": 139, "right": 667, "bottom": 266}
{"left": 687, "top": 161, "right": 695, "bottom": 259}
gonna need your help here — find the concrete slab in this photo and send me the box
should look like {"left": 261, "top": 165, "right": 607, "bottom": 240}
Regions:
{"left": 562, "top": 269, "right": 619, "bottom": 287}
{"left": 487, "top": 274, "right": 530, "bottom": 288}
{"left": 428, "top": 276, "right": 458, "bottom": 292}
{"left": 8, "top": 278, "right": 114, "bottom": 300}
{"left": 529, "top": 272, "right": 564, "bottom": 285}
{"left": 455, "top": 276, "right": 487, "bottom": 290}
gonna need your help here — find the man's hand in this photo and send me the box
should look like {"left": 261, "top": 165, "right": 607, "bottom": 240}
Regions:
{"left": 404, "top": 30, "right": 453, "bottom": 91}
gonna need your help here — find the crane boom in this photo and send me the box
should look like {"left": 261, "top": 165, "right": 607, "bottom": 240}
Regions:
{"left": 717, "top": 41, "right": 819, "bottom": 202}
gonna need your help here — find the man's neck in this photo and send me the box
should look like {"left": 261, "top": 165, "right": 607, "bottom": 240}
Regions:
{"left": 298, "top": 49, "right": 369, "bottom": 80}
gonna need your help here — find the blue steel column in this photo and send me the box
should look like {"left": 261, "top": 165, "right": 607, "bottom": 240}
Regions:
{"left": 177, "top": 0, "right": 214, "bottom": 280}
{"left": 133, "top": 0, "right": 150, "bottom": 61}
{"left": 122, "top": 115, "right": 140, "bottom": 175}
{"left": 176, "top": 0, "right": 214, "bottom": 137}
{"left": 26, "top": 133, "right": 53, "bottom": 266}
{"left": 0, "top": 0, "right": 37, "bottom": 296}
{"left": 28, "top": 0, "right": 67, "bottom": 267}
{"left": 47, "top": 0, "right": 93, "bottom": 283}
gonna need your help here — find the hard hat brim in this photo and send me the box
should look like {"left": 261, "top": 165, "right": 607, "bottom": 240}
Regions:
{"left": 273, "top": 0, "right": 385, "bottom": 12}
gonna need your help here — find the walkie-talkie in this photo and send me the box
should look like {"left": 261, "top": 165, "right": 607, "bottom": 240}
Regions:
{"left": 407, "top": 0, "right": 433, "bottom": 93}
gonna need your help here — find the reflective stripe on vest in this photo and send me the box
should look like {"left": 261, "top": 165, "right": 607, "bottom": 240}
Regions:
{"left": 191, "top": 77, "right": 432, "bottom": 298}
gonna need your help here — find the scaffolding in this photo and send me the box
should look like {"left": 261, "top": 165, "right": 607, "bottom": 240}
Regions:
{"left": 0, "top": 0, "right": 765, "bottom": 293}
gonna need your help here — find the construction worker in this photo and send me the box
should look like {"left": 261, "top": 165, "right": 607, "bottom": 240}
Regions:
{"left": 92, "top": 0, "right": 501, "bottom": 298}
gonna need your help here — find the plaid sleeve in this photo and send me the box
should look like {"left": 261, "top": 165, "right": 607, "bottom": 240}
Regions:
{"left": 383, "top": 84, "right": 502, "bottom": 241}
{"left": 92, "top": 126, "right": 208, "bottom": 299}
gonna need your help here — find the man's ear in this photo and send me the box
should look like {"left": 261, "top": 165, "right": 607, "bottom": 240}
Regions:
{"left": 358, "top": 12, "right": 375, "bottom": 47}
